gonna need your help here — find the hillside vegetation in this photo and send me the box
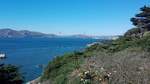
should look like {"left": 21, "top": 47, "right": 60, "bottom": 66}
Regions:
{"left": 0, "top": 64, "right": 23, "bottom": 84}
{"left": 40, "top": 6, "right": 150, "bottom": 84}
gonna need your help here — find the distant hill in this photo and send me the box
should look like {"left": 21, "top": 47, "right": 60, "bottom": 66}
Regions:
{"left": 0, "top": 28, "right": 57, "bottom": 38}
{"left": 0, "top": 28, "right": 119, "bottom": 39}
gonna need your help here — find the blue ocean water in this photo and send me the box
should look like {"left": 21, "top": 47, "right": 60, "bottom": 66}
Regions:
{"left": 0, "top": 38, "right": 99, "bottom": 81}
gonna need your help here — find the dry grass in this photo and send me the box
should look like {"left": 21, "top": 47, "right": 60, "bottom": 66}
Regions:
{"left": 70, "top": 48, "right": 150, "bottom": 84}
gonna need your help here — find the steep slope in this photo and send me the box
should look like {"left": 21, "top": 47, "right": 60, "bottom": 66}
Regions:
{"left": 40, "top": 35, "right": 150, "bottom": 84}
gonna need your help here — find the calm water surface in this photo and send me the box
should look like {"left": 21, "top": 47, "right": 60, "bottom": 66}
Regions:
{"left": 0, "top": 38, "right": 99, "bottom": 81}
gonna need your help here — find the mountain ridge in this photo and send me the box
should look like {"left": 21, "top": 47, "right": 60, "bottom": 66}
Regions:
{"left": 0, "top": 28, "right": 57, "bottom": 38}
{"left": 0, "top": 28, "right": 119, "bottom": 39}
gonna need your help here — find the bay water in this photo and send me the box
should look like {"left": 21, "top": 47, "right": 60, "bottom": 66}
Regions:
{"left": 0, "top": 38, "right": 99, "bottom": 81}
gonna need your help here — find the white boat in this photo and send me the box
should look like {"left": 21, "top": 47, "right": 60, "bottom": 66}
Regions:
{"left": 0, "top": 53, "right": 6, "bottom": 59}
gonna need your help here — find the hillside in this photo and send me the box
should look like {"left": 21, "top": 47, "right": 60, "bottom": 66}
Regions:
{"left": 0, "top": 29, "right": 57, "bottom": 38}
{"left": 38, "top": 6, "right": 150, "bottom": 84}
{"left": 0, "top": 29, "right": 117, "bottom": 40}
{"left": 39, "top": 35, "right": 150, "bottom": 84}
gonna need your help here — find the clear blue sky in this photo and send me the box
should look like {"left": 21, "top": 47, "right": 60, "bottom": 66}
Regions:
{"left": 0, "top": 0, "right": 149, "bottom": 35}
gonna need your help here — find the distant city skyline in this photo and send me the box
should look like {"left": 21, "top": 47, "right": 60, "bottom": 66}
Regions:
{"left": 0, "top": 0, "right": 149, "bottom": 35}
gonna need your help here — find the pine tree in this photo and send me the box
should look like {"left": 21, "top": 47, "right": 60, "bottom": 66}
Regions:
{"left": 131, "top": 5, "right": 150, "bottom": 32}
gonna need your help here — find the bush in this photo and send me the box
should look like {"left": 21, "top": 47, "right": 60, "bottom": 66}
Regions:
{"left": 124, "top": 28, "right": 141, "bottom": 37}
{"left": 41, "top": 52, "right": 85, "bottom": 84}
{"left": 0, "top": 64, "right": 23, "bottom": 84}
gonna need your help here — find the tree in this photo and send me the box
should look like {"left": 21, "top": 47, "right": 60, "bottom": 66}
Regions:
{"left": 0, "top": 64, "right": 24, "bottom": 84}
{"left": 131, "top": 6, "right": 150, "bottom": 32}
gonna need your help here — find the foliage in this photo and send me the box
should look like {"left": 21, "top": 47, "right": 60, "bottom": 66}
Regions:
{"left": 0, "top": 64, "right": 23, "bottom": 84}
{"left": 125, "top": 6, "right": 150, "bottom": 37}
{"left": 124, "top": 28, "right": 141, "bottom": 37}
{"left": 41, "top": 52, "right": 85, "bottom": 84}
{"left": 131, "top": 6, "right": 150, "bottom": 31}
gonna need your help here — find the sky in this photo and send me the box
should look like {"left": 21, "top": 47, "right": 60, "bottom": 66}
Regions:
{"left": 0, "top": 0, "right": 149, "bottom": 36}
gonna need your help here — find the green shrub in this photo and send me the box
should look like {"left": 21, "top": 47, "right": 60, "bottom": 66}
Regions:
{"left": 124, "top": 28, "right": 141, "bottom": 37}
{"left": 41, "top": 51, "right": 85, "bottom": 83}
{"left": 0, "top": 64, "right": 23, "bottom": 84}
